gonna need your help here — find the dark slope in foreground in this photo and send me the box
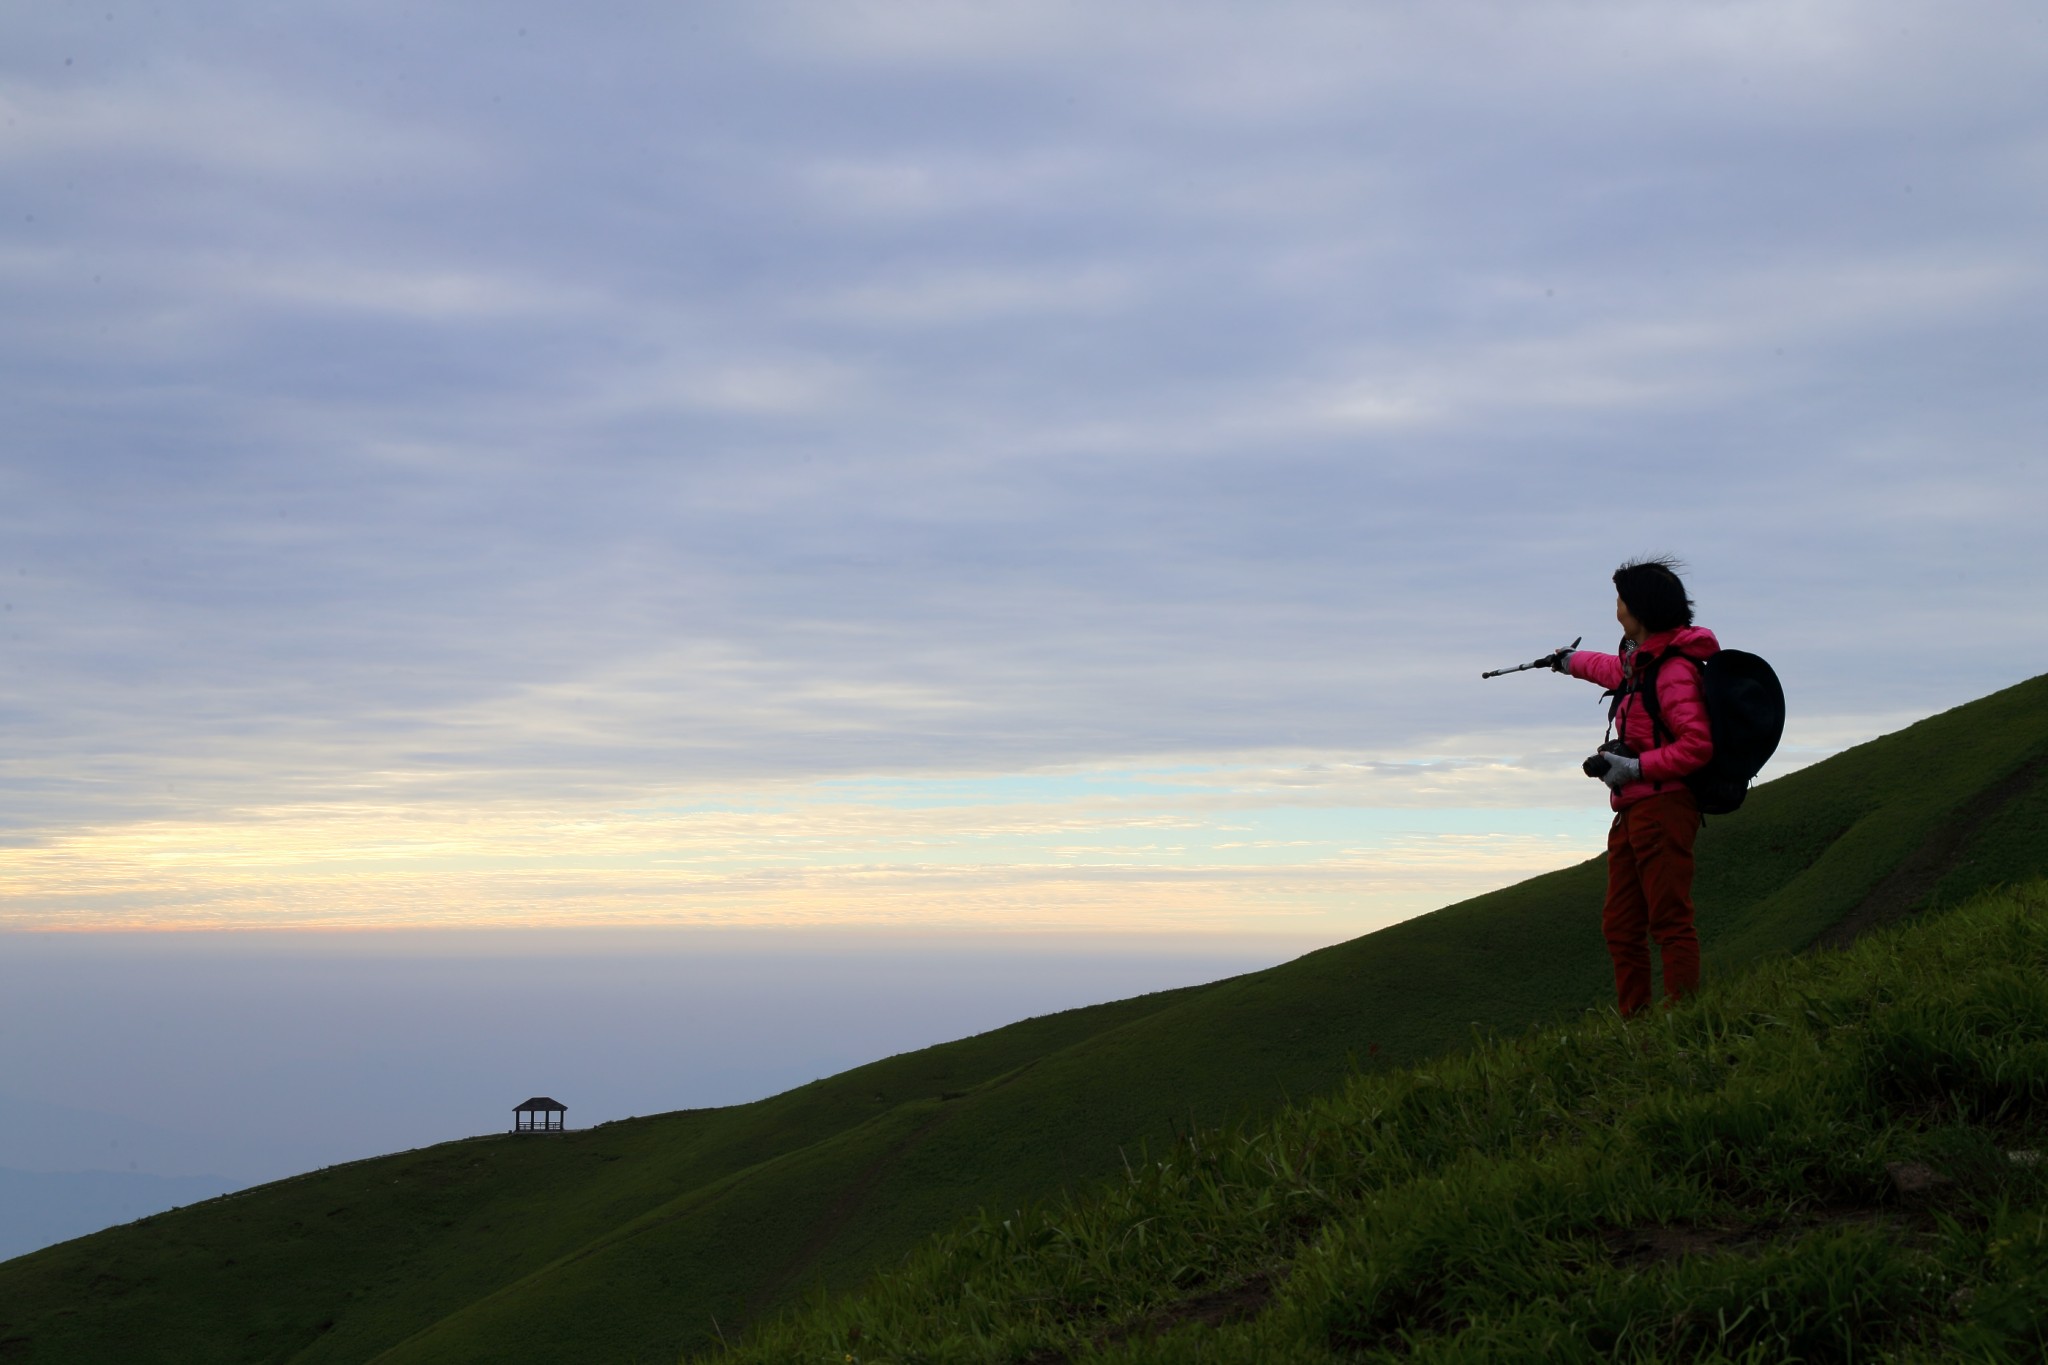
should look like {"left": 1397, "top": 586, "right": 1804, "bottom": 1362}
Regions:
{"left": 724, "top": 880, "right": 2048, "bottom": 1363}
{"left": 3, "top": 673, "right": 2046, "bottom": 1364}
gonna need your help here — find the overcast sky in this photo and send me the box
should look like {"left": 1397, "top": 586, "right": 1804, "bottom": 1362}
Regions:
{"left": 4, "top": 0, "right": 2046, "bottom": 941}
{"left": 4, "top": 1, "right": 2048, "bottom": 1247}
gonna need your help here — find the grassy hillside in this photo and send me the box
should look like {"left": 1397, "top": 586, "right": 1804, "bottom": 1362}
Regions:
{"left": 3, "top": 673, "right": 2045, "bottom": 1363}
{"left": 0, "top": 985, "right": 1205, "bottom": 1365}
{"left": 722, "top": 880, "right": 2048, "bottom": 1363}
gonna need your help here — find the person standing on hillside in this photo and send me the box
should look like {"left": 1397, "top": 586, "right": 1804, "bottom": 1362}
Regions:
{"left": 1549, "top": 558, "right": 1720, "bottom": 1018}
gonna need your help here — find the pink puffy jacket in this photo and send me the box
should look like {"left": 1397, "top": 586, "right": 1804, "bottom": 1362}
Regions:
{"left": 1568, "top": 625, "right": 1719, "bottom": 811}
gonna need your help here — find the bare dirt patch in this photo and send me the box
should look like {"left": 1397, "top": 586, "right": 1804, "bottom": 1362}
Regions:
{"left": 1018, "top": 1270, "right": 1286, "bottom": 1363}
{"left": 1601, "top": 1204, "right": 1918, "bottom": 1268}
{"left": 1135, "top": 1270, "right": 1279, "bottom": 1335}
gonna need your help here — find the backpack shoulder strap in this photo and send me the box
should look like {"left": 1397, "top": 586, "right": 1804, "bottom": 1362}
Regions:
{"left": 1635, "top": 650, "right": 1681, "bottom": 749}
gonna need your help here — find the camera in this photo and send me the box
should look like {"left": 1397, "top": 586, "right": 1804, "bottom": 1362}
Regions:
{"left": 1582, "top": 740, "right": 1637, "bottom": 780}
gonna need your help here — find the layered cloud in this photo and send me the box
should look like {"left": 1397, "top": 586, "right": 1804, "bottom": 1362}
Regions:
{"left": 2, "top": 0, "right": 2043, "bottom": 929}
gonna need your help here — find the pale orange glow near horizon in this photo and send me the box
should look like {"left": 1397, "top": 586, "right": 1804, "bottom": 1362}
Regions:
{"left": 0, "top": 753, "right": 1614, "bottom": 935}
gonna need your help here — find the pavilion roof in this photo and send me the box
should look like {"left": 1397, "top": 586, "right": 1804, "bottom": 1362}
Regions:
{"left": 513, "top": 1097, "right": 566, "bottom": 1112}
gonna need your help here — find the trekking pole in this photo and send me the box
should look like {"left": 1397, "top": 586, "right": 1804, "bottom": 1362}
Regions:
{"left": 1481, "top": 637, "right": 1579, "bottom": 679}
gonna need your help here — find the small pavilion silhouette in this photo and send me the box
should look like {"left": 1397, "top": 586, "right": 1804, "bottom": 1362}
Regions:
{"left": 512, "top": 1097, "right": 567, "bottom": 1133}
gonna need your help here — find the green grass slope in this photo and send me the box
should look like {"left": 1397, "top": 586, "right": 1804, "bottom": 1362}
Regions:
{"left": 0, "top": 986, "right": 1208, "bottom": 1364}
{"left": 4, "top": 674, "right": 2046, "bottom": 1363}
{"left": 720, "top": 880, "right": 2048, "bottom": 1363}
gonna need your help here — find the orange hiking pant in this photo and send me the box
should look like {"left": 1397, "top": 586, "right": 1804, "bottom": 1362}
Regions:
{"left": 1603, "top": 789, "right": 1701, "bottom": 1017}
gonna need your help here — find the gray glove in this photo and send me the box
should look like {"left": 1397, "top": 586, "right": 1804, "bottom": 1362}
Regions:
{"left": 1600, "top": 752, "right": 1642, "bottom": 790}
{"left": 1548, "top": 647, "right": 1576, "bottom": 673}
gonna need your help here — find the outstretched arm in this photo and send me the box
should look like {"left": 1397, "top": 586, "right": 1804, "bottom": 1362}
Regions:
{"left": 1566, "top": 648, "right": 1625, "bottom": 691}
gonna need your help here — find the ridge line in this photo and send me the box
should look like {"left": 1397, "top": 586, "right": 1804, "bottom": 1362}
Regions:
{"left": 1815, "top": 744, "right": 2048, "bottom": 951}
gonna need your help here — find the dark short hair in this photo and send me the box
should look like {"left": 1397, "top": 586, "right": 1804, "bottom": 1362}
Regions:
{"left": 1613, "top": 556, "right": 1694, "bottom": 633}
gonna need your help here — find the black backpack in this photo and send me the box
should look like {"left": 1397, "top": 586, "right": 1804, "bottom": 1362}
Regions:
{"left": 1631, "top": 648, "right": 1786, "bottom": 815}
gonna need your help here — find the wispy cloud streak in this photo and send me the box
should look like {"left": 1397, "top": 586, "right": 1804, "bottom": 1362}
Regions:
{"left": 2, "top": 0, "right": 2043, "bottom": 930}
